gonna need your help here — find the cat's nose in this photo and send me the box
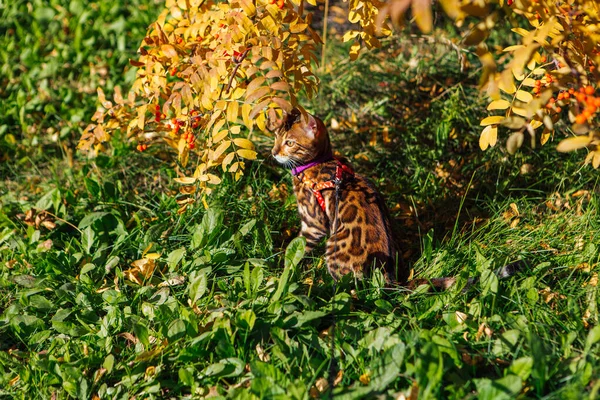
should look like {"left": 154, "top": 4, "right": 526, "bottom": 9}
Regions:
{"left": 271, "top": 148, "right": 278, "bottom": 157}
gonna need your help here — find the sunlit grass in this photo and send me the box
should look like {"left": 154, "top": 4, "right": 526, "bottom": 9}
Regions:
{"left": 2, "top": 2, "right": 600, "bottom": 398}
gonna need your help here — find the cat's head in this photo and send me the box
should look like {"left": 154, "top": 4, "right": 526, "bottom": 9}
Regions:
{"left": 271, "top": 108, "right": 331, "bottom": 169}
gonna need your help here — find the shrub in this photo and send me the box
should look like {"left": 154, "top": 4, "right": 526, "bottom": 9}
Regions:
{"left": 79, "top": 0, "right": 600, "bottom": 207}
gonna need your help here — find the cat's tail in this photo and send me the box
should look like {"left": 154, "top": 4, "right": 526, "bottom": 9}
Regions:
{"left": 405, "top": 260, "right": 526, "bottom": 292}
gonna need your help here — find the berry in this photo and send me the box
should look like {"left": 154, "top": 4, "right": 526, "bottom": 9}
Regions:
{"left": 540, "top": 55, "right": 547, "bottom": 63}
{"left": 585, "top": 86, "right": 595, "bottom": 95}
{"left": 575, "top": 114, "right": 587, "bottom": 124}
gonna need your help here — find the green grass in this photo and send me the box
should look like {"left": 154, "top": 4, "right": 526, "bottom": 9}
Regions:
{"left": 2, "top": 1, "right": 600, "bottom": 399}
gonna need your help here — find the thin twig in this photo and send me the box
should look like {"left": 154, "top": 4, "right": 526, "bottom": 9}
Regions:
{"left": 221, "top": 48, "right": 251, "bottom": 98}
{"left": 320, "top": 0, "right": 330, "bottom": 71}
{"left": 37, "top": 209, "right": 82, "bottom": 234}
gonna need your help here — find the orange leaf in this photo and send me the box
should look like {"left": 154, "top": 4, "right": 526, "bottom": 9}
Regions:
{"left": 412, "top": 0, "right": 433, "bottom": 33}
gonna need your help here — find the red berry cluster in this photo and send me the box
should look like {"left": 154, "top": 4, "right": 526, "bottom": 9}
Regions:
{"left": 154, "top": 105, "right": 165, "bottom": 123}
{"left": 573, "top": 86, "right": 599, "bottom": 124}
{"left": 137, "top": 143, "right": 148, "bottom": 152}
{"left": 183, "top": 131, "right": 196, "bottom": 149}
{"left": 269, "top": 0, "right": 285, "bottom": 9}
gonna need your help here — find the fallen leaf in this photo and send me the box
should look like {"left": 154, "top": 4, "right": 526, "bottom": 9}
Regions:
{"left": 158, "top": 276, "right": 185, "bottom": 287}
{"left": 359, "top": 372, "right": 371, "bottom": 385}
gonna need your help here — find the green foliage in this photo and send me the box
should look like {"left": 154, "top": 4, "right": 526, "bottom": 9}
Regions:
{"left": 3, "top": 0, "right": 600, "bottom": 398}
{"left": 2, "top": 158, "right": 600, "bottom": 398}
{"left": 0, "top": 0, "right": 159, "bottom": 157}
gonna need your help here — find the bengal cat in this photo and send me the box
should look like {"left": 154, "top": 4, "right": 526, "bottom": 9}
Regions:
{"left": 271, "top": 108, "right": 409, "bottom": 283}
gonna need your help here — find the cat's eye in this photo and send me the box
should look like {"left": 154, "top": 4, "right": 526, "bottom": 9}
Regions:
{"left": 285, "top": 140, "right": 295, "bottom": 146}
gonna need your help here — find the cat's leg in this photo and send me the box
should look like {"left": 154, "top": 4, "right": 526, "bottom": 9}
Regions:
{"left": 324, "top": 227, "right": 360, "bottom": 280}
{"left": 299, "top": 219, "right": 327, "bottom": 252}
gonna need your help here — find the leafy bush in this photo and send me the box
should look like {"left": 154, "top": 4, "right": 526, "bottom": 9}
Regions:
{"left": 78, "top": 0, "right": 600, "bottom": 212}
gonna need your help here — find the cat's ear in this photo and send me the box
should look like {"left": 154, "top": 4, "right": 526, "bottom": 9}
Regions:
{"left": 305, "top": 114, "right": 321, "bottom": 139}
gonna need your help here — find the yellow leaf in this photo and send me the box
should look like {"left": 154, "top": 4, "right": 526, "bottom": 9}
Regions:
{"left": 246, "top": 86, "right": 271, "bottom": 103}
{"left": 212, "top": 119, "right": 226, "bottom": 137}
{"left": 556, "top": 136, "right": 591, "bottom": 152}
{"left": 222, "top": 152, "right": 235, "bottom": 171}
{"left": 227, "top": 101, "right": 239, "bottom": 123}
{"left": 593, "top": 152, "right": 600, "bottom": 169}
{"left": 238, "top": 0, "right": 256, "bottom": 16}
{"left": 349, "top": 42, "right": 361, "bottom": 61}
{"left": 502, "top": 116, "right": 526, "bottom": 129}
{"left": 412, "top": 0, "right": 433, "bottom": 33}
{"left": 161, "top": 44, "right": 177, "bottom": 58}
{"left": 213, "top": 140, "right": 231, "bottom": 160}
{"left": 359, "top": 372, "right": 370, "bottom": 385}
{"left": 515, "top": 90, "right": 533, "bottom": 103}
{"left": 179, "top": 146, "right": 189, "bottom": 168}
{"left": 506, "top": 131, "right": 524, "bottom": 155}
{"left": 530, "top": 120, "right": 543, "bottom": 130}
{"left": 231, "top": 87, "right": 245, "bottom": 100}
{"left": 498, "top": 77, "right": 516, "bottom": 94}
{"left": 256, "top": 112, "right": 267, "bottom": 131}
{"left": 512, "top": 28, "right": 530, "bottom": 37}
{"left": 213, "top": 129, "right": 229, "bottom": 143}
{"left": 237, "top": 149, "right": 257, "bottom": 160}
{"left": 342, "top": 30, "right": 360, "bottom": 42}
{"left": 487, "top": 99, "right": 510, "bottom": 110}
{"left": 503, "top": 45, "right": 525, "bottom": 52}
{"left": 137, "top": 105, "right": 147, "bottom": 131}
{"left": 290, "top": 22, "right": 308, "bottom": 34}
{"left": 439, "top": 0, "right": 460, "bottom": 19}
{"left": 233, "top": 138, "right": 254, "bottom": 150}
{"left": 540, "top": 128, "right": 551, "bottom": 145}
{"left": 173, "top": 177, "right": 197, "bottom": 184}
{"left": 242, "top": 103, "right": 253, "bottom": 130}
{"left": 511, "top": 107, "right": 528, "bottom": 117}
{"left": 247, "top": 77, "right": 266, "bottom": 94}
{"left": 207, "top": 174, "right": 222, "bottom": 185}
{"left": 480, "top": 116, "right": 504, "bottom": 126}
{"left": 479, "top": 125, "right": 498, "bottom": 150}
